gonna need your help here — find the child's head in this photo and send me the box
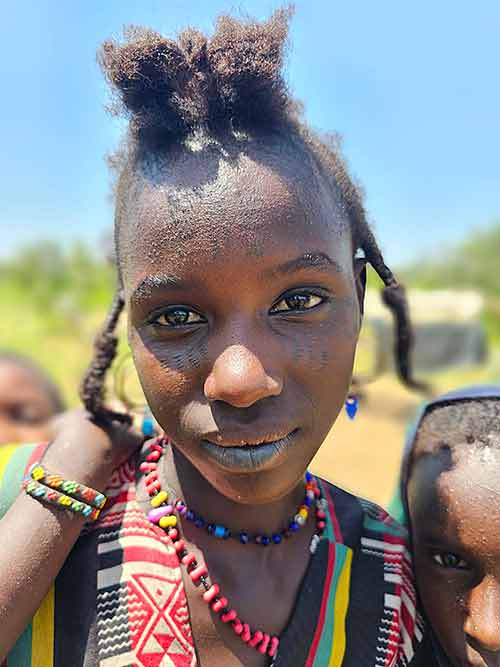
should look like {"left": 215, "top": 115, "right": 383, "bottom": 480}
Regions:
{"left": 406, "top": 386, "right": 500, "bottom": 667}
{"left": 0, "top": 352, "right": 64, "bottom": 445}
{"left": 81, "top": 9, "right": 419, "bottom": 503}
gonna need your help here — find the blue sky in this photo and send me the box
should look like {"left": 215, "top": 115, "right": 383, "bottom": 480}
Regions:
{"left": 1, "top": 0, "right": 499, "bottom": 265}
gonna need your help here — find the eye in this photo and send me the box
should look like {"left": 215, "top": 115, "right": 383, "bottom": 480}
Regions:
{"left": 432, "top": 552, "right": 470, "bottom": 570}
{"left": 9, "top": 404, "right": 44, "bottom": 425}
{"left": 270, "top": 290, "right": 325, "bottom": 314}
{"left": 151, "top": 307, "right": 205, "bottom": 327}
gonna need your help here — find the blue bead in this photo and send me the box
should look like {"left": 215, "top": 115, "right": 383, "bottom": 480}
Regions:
{"left": 195, "top": 517, "right": 205, "bottom": 529}
{"left": 239, "top": 532, "right": 249, "bottom": 544}
{"left": 289, "top": 521, "right": 299, "bottom": 532}
{"left": 345, "top": 396, "right": 359, "bottom": 420}
{"left": 272, "top": 533, "right": 282, "bottom": 544}
{"left": 214, "top": 525, "right": 226, "bottom": 539}
{"left": 224, "top": 529, "right": 231, "bottom": 539}
{"left": 207, "top": 523, "right": 215, "bottom": 534}
{"left": 304, "top": 496, "right": 313, "bottom": 507}
{"left": 261, "top": 535, "right": 270, "bottom": 546}
{"left": 186, "top": 510, "right": 195, "bottom": 521}
{"left": 141, "top": 416, "right": 154, "bottom": 437}
{"left": 305, "top": 471, "right": 313, "bottom": 483}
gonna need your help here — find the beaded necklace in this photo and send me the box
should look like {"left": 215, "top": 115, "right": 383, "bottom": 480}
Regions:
{"left": 141, "top": 437, "right": 327, "bottom": 660}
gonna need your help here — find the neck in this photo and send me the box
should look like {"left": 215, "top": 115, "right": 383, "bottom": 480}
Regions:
{"left": 161, "top": 445, "right": 307, "bottom": 537}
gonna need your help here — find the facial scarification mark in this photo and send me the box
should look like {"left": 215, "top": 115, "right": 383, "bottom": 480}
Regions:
{"left": 159, "top": 338, "right": 208, "bottom": 373}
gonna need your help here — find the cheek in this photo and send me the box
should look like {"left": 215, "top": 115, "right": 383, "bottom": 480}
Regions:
{"left": 280, "top": 298, "right": 358, "bottom": 376}
{"left": 156, "top": 336, "right": 208, "bottom": 373}
{"left": 414, "top": 559, "right": 466, "bottom": 653}
{"left": 130, "top": 329, "right": 207, "bottom": 423}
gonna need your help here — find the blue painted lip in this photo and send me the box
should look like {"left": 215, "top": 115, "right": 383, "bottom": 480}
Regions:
{"left": 200, "top": 429, "right": 300, "bottom": 472}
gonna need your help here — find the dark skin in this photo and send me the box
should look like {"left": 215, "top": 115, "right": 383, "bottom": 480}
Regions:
{"left": 119, "top": 144, "right": 365, "bottom": 665}
{"left": 0, "top": 360, "right": 57, "bottom": 446}
{"left": 409, "top": 446, "right": 500, "bottom": 667}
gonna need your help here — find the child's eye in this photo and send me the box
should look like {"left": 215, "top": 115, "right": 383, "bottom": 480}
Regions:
{"left": 432, "top": 552, "right": 470, "bottom": 570}
{"left": 151, "top": 307, "right": 205, "bottom": 327}
{"left": 270, "top": 291, "right": 325, "bottom": 314}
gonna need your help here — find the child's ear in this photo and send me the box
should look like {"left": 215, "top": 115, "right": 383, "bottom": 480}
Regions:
{"left": 354, "top": 258, "right": 367, "bottom": 316}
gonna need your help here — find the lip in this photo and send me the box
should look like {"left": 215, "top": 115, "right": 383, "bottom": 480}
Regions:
{"left": 200, "top": 428, "right": 300, "bottom": 472}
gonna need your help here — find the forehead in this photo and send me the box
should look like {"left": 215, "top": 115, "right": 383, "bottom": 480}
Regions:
{"left": 409, "top": 450, "right": 500, "bottom": 547}
{"left": 118, "top": 146, "right": 352, "bottom": 291}
{"left": 0, "top": 361, "right": 49, "bottom": 403}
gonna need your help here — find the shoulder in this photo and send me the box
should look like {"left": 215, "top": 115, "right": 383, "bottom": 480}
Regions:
{"left": 316, "top": 476, "right": 409, "bottom": 548}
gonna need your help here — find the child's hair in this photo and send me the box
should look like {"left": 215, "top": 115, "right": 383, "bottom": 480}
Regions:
{"left": 80, "top": 8, "right": 423, "bottom": 425}
{"left": 0, "top": 351, "right": 65, "bottom": 413}
{"left": 412, "top": 399, "right": 500, "bottom": 465}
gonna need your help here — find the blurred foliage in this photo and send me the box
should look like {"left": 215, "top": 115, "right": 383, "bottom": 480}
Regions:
{"left": 0, "top": 241, "right": 116, "bottom": 404}
{"left": 399, "top": 222, "right": 500, "bottom": 343}
{"left": 399, "top": 222, "right": 500, "bottom": 295}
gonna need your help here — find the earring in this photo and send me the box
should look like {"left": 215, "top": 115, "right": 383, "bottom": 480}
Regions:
{"left": 345, "top": 395, "right": 359, "bottom": 420}
{"left": 141, "top": 407, "right": 155, "bottom": 438}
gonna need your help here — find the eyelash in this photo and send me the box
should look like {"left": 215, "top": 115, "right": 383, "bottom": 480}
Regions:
{"left": 149, "top": 307, "right": 206, "bottom": 328}
{"left": 432, "top": 552, "right": 470, "bottom": 571}
{"left": 269, "top": 289, "right": 329, "bottom": 315}
{"left": 148, "top": 289, "right": 329, "bottom": 328}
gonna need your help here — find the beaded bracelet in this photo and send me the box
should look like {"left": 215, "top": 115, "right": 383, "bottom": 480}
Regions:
{"left": 23, "top": 479, "right": 102, "bottom": 522}
{"left": 28, "top": 463, "right": 107, "bottom": 509}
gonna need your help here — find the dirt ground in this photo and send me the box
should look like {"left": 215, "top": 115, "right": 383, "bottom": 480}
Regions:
{"left": 310, "top": 377, "right": 422, "bottom": 509}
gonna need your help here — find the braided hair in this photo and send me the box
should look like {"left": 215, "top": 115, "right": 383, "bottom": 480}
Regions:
{"left": 80, "top": 8, "right": 424, "bottom": 423}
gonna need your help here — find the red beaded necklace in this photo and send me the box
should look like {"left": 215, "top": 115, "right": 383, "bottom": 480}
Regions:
{"left": 140, "top": 437, "right": 327, "bottom": 660}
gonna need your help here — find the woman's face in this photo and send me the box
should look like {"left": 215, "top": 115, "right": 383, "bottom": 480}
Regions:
{"left": 121, "top": 147, "right": 364, "bottom": 503}
{"left": 0, "top": 361, "right": 56, "bottom": 446}
{"left": 409, "top": 448, "right": 500, "bottom": 667}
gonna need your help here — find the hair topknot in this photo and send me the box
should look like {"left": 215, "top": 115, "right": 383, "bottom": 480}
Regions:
{"left": 98, "top": 7, "right": 295, "bottom": 149}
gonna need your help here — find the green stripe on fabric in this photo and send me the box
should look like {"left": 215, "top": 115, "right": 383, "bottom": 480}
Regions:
{"left": 7, "top": 624, "right": 32, "bottom": 667}
{"left": 314, "top": 544, "right": 350, "bottom": 666}
{"left": 0, "top": 445, "right": 36, "bottom": 519}
{"left": 363, "top": 512, "right": 405, "bottom": 537}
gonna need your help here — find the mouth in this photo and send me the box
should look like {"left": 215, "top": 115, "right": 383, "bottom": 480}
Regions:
{"left": 200, "top": 428, "right": 300, "bottom": 472}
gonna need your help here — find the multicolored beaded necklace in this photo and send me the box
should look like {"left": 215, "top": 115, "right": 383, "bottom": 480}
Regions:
{"left": 140, "top": 437, "right": 327, "bottom": 660}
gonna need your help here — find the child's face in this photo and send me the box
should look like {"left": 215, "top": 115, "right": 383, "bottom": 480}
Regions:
{"left": 121, "top": 147, "right": 364, "bottom": 503}
{"left": 409, "top": 447, "right": 500, "bottom": 667}
{"left": 0, "top": 361, "right": 56, "bottom": 445}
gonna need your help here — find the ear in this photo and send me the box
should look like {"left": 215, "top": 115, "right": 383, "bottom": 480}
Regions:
{"left": 353, "top": 257, "right": 367, "bottom": 317}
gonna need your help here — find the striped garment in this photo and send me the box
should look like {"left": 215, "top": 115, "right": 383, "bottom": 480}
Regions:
{"left": 0, "top": 443, "right": 438, "bottom": 666}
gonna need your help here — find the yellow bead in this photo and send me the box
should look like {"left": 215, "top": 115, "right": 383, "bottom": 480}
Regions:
{"left": 159, "top": 515, "right": 177, "bottom": 529}
{"left": 32, "top": 466, "right": 44, "bottom": 481}
{"left": 59, "top": 496, "right": 72, "bottom": 507}
{"left": 299, "top": 508, "right": 308, "bottom": 519}
{"left": 150, "top": 491, "right": 168, "bottom": 508}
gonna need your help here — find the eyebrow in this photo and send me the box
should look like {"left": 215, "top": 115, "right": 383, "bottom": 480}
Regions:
{"left": 130, "top": 274, "right": 190, "bottom": 305}
{"left": 270, "top": 252, "right": 343, "bottom": 278}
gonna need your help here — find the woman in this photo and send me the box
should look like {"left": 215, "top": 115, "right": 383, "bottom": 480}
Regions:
{"left": 0, "top": 9, "right": 436, "bottom": 666}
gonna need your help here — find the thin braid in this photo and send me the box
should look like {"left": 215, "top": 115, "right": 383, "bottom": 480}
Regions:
{"left": 358, "top": 223, "right": 429, "bottom": 393}
{"left": 80, "top": 289, "right": 132, "bottom": 425}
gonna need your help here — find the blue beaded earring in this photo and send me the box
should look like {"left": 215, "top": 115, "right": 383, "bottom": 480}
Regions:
{"left": 345, "top": 395, "right": 359, "bottom": 420}
{"left": 142, "top": 407, "right": 155, "bottom": 438}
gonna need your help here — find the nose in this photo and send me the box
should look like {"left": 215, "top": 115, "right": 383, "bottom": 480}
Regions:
{"left": 204, "top": 344, "right": 283, "bottom": 408}
{"left": 465, "top": 578, "right": 500, "bottom": 655}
